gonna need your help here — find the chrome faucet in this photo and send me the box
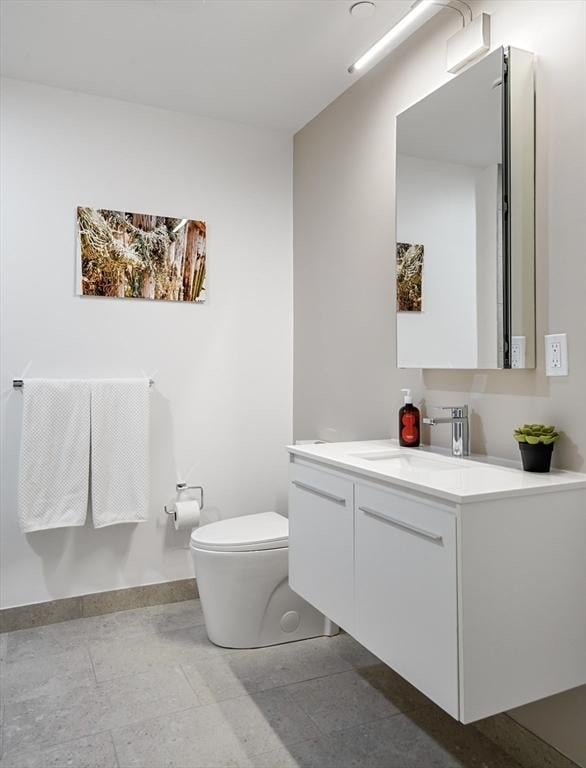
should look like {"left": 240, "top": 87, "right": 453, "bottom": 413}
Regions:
{"left": 423, "top": 406, "right": 470, "bottom": 457}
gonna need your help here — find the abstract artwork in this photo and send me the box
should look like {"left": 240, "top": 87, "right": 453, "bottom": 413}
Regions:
{"left": 396, "top": 242, "right": 424, "bottom": 312}
{"left": 77, "top": 207, "right": 206, "bottom": 302}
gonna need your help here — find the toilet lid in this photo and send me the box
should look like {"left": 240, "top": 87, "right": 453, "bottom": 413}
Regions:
{"left": 190, "top": 511, "right": 289, "bottom": 553}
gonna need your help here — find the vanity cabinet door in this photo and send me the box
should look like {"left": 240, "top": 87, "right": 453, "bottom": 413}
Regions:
{"left": 355, "top": 483, "right": 459, "bottom": 718}
{"left": 289, "top": 462, "right": 355, "bottom": 632}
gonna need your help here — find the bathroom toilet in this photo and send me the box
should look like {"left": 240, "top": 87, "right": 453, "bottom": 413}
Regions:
{"left": 190, "top": 511, "right": 337, "bottom": 648}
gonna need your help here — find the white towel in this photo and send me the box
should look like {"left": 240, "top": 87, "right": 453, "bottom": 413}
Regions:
{"left": 18, "top": 379, "right": 91, "bottom": 532}
{"left": 90, "top": 379, "right": 150, "bottom": 527}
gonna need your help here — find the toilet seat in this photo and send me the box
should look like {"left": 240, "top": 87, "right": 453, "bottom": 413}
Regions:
{"left": 190, "top": 511, "right": 288, "bottom": 553}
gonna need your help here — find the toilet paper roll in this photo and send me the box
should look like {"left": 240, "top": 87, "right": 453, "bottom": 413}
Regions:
{"left": 171, "top": 499, "right": 201, "bottom": 530}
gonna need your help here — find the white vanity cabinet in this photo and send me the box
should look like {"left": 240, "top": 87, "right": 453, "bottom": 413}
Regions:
{"left": 287, "top": 446, "right": 586, "bottom": 724}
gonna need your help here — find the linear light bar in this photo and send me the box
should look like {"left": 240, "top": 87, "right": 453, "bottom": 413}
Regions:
{"left": 348, "top": 0, "right": 435, "bottom": 73}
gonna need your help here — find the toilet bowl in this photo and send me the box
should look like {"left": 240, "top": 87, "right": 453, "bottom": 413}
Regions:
{"left": 190, "top": 511, "right": 337, "bottom": 648}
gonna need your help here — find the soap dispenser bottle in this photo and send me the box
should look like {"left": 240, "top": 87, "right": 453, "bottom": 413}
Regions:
{"left": 399, "top": 389, "right": 420, "bottom": 448}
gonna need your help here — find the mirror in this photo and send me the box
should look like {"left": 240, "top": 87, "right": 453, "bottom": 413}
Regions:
{"left": 395, "top": 46, "right": 535, "bottom": 369}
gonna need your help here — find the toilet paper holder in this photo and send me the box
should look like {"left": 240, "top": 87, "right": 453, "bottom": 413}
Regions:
{"left": 164, "top": 483, "right": 204, "bottom": 515}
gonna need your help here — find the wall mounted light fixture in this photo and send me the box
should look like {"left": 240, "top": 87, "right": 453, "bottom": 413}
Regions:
{"left": 348, "top": 0, "right": 482, "bottom": 76}
{"left": 348, "top": 0, "right": 436, "bottom": 74}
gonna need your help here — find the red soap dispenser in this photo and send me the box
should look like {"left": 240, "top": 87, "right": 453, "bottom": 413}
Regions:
{"left": 399, "top": 388, "right": 420, "bottom": 448}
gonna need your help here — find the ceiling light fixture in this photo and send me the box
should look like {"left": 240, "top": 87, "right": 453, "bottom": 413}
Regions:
{"left": 348, "top": 0, "right": 434, "bottom": 73}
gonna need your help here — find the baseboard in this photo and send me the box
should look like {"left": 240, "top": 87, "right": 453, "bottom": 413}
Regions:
{"left": 0, "top": 578, "right": 198, "bottom": 633}
{"left": 474, "top": 713, "right": 581, "bottom": 768}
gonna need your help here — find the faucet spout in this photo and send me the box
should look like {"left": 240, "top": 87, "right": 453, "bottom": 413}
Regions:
{"left": 422, "top": 406, "right": 470, "bottom": 457}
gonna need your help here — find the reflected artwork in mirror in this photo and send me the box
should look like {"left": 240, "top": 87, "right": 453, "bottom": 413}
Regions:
{"left": 396, "top": 242, "right": 424, "bottom": 312}
{"left": 395, "top": 46, "right": 535, "bottom": 369}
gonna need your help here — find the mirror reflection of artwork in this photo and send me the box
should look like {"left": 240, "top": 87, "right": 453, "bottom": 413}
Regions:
{"left": 396, "top": 242, "right": 424, "bottom": 312}
{"left": 76, "top": 207, "right": 207, "bottom": 302}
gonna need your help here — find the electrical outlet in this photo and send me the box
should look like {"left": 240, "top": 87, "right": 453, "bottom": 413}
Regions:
{"left": 545, "top": 333, "right": 568, "bottom": 376}
{"left": 511, "top": 336, "right": 526, "bottom": 368}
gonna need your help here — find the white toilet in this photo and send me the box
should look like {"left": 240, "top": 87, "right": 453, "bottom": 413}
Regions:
{"left": 190, "top": 511, "right": 337, "bottom": 648}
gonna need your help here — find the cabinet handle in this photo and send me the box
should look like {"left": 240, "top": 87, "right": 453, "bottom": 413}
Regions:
{"left": 359, "top": 505, "right": 443, "bottom": 543}
{"left": 292, "top": 480, "right": 346, "bottom": 505}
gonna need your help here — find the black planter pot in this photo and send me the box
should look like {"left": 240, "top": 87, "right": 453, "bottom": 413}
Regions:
{"left": 518, "top": 442, "right": 554, "bottom": 473}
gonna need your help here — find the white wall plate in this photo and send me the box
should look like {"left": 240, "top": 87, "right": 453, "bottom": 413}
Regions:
{"left": 545, "top": 333, "right": 569, "bottom": 376}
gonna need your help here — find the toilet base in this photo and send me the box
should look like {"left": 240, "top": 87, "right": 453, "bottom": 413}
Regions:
{"left": 191, "top": 545, "right": 338, "bottom": 649}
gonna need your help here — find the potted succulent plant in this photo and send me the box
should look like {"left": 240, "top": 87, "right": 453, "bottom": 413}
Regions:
{"left": 513, "top": 424, "right": 560, "bottom": 473}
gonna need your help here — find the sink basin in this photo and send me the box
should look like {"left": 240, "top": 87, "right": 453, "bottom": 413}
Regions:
{"left": 351, "top": 450, "right": 468, "bottom": 472}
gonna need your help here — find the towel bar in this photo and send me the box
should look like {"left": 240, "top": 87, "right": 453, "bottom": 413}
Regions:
{"left": 12, "top": 378, "right": 155, "bottom": 388}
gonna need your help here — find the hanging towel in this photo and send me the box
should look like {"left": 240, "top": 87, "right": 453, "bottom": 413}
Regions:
{"left": 90, "top": 379, "right": 150, "bottom": 527}
{"left": 18, "top": 379, "right": 91, "bottom": 532}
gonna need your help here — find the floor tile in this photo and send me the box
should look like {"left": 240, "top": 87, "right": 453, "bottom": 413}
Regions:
{"left": 248, "top": 708, "right": 525, "bottom": 768}
{"left": 248, "top": 734, "right": 366, "bottom": 768}
{"left": 358, "top": 663, "right": 431, "bottom": 714}
{"left": 0, "top": 601, "right": 527, "bottom": 768}
{"left": 112, "top": 705, "right": 251, "bottom": 768}
{"left": 287, "top": 669, "right": 401, "bottom": 733}
{"left": 2, "top": 666, "right": 200, "bottom": 755}
{"left": 181, "top": 647, "right": 287, "bottom": 703}
{"left": 217, "top": 687, "right": 321, "bottom": 756}
{"left": 182, "top": 636, "right": 353, "bottom": 704}
{"left": 336, "top": 709, "right": 523, "bottom": 768}
{"left": 89, "top": 624, "right": 230, "bottom": 681}
{"left": 404, "top": 707, "right": 524, "bottom": 768}
{"left": 4, "top": 623, "right": 82, "bottom": 663}
{"left": 336, "top": 712, "right": 460, "bottom": 767}
{"left": 4, "top": 600, "right": 204, "bottom": 663}
{"left": 0, "top": 633, "right": 7, "bottom": 662}
{"left": 0, "top": 646, "right": 95, "bottom": 703}
{"left": 266, "top": 636, "right": 355, "bottom": 687}
{"left": 249, "top": 745, "right": 307, "bottom": 768}
{"left": 327, "top": 631, "right": 382, "bottom": 669}
{"left": 0, "top": 732, "right": 117, "bottom": 768}
{"left": 181, "top": 652, "right": 265, "bottom": 704}
{"left": 3, "top": 612, "right": 145, "bottom": 663}
{"left": 134, "top": 599, "right": 205, "bottom": 634}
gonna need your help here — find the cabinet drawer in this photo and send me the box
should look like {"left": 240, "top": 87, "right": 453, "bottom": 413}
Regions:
{"left": 289, "top": 462, "right": 354, "bottom": 632}
{"left": 355, "top": 483, "right": 458, "bottom": 718}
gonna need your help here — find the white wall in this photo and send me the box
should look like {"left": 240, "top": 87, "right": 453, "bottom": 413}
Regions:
{"left": 0, "top": 78, "right": 293, "bottom": 609}
{"left": 293, "top": 1, "right": 585, "bottom": 763}
{"left": 396, "top": 155, "right": 478, "bottom": 368}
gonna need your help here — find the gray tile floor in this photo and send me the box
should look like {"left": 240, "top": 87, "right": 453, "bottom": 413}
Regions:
{"left": 0, "top": 599, "right": 523, "bottom": 768}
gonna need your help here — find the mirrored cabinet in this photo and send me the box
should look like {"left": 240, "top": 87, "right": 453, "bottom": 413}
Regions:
{"left": 395, "top": 46, "right": 535, "bottom": 369}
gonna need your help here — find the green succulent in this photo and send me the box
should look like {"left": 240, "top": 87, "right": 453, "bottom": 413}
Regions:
{"left": 513, "top": 424, "right": 560, "bottom": 445}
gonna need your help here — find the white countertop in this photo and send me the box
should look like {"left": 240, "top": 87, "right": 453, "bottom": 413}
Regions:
{"left": 287, "top": 439, "right": 586, "bottom": 504}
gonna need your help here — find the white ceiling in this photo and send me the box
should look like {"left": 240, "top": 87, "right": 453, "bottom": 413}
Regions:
{"left": 0, "top": 0, "right": 435, "bottom": 133}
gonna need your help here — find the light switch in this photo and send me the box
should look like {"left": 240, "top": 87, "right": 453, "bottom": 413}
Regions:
{"left": 545, "top": 333, "right": 568, "bottom": 376}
